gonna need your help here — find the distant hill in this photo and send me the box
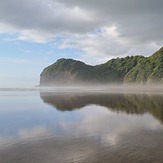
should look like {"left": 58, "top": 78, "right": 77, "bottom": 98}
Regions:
{"left": 40, "top": 47, "right": 163, "bottom": 86}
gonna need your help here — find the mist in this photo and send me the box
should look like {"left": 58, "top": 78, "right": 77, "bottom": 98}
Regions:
{"left": 1, "top": 82, "right": 163, "bottom": 94}
{"left": 37, "top": 83, "right": 163, "bottom": 94}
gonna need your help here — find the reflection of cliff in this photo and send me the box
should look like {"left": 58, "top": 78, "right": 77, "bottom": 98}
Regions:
{"left": 40, "top": 92, "right": 163, "bottom": 123}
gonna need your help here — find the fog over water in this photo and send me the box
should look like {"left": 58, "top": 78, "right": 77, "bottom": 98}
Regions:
{"left": 2, "top": 84, "right": 163, "bottom": 93}
{"left": 33, "top": 84, "right": 163, "bottom": 94}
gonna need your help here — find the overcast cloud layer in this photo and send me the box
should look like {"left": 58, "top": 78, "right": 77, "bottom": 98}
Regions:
{"left": 0, "top": 0, "right": 163, "bottom": 64}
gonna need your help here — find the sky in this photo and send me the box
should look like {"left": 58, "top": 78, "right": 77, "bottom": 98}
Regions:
{"left": 0, "top": 0, "right": 163, "bottom": 87}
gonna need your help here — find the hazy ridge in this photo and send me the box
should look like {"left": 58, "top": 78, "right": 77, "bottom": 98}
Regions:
{"left": 40, "top": 47, "right": 163, "bottom": 86}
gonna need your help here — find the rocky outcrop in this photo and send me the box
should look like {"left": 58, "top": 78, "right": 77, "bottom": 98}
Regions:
{"left": 40, "top": 47, "right": 163, "bottom": 86}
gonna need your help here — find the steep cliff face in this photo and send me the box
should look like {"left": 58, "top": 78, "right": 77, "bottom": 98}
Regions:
{"left": 124, "top": 47, "right": 163, "bottom": 83}
{"left": 40, "top": 47, "right": 163, "bottom": 86}
{"left": 40, "top": 58, "right": 94, "bottom": 85}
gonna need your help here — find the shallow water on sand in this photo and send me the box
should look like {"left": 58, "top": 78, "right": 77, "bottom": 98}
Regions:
{"left": 0, "top": 90, "right": 163, "bottom": 163}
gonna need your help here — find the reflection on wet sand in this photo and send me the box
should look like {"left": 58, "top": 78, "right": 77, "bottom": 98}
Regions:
{"left": 0, "top": 91, "right": 163, "bottom": 163}
{"left": 40, "top": 92, "right": 163, "bottom": 123}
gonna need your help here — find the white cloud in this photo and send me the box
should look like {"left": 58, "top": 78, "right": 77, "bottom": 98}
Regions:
{"left": 0, "top": 57, "right": 50, "bottom": 65}
{"left": 0, "top": 0, "right": 162, "bottom": 63}
{"left": 55, "top": 26, "right": 162, "bottom": 64}
{"left": 0, "top": 0, "right": 95, "bottom": 42}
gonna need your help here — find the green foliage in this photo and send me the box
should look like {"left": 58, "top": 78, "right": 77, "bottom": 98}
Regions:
{"left": 40, "top": 47, "right": 163, "bottom": 85}
{"left": 125, "top": 47, "right": 163, "bottom": 83}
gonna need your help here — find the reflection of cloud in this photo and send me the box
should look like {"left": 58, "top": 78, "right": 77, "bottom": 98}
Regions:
{"left": 0, "top": 136, "right": 13, "bottom": 146}
{"left": 18, "top": 126, "right": 51, "bottom": 139}
{"left": 0, "top": 104, "right": 163, "bottom": 162}
{"left": 55, "top": 105, "right": 163, "bottom": 147}
{"left": 101, "top": 134, "right": 118, "bottom": 146}
{"left": 0, "top": 126, "right": 52, "bottom": 149}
